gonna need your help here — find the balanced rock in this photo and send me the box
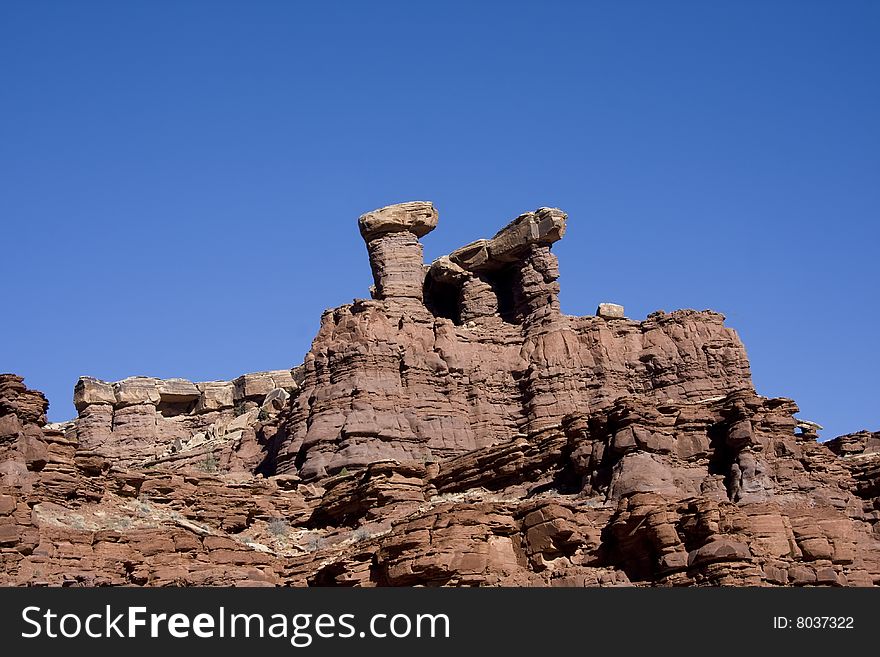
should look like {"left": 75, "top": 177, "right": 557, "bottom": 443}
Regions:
{"left": 357, "top": 201, "right": 438, "bottom": 240}
{"left": 597, "top": 302, "right": 625, "bottom": 318}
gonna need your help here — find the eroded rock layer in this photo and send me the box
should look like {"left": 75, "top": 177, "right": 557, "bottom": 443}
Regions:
{"left": 2, "top": 201, "right": 878, "bottom": 586}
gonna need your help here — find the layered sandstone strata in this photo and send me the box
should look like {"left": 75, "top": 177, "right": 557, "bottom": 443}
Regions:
{"left": 72, "top": 369, "right": 300, "bottom": 470}
{"left": 273, "top": 204, "right": 750, "bottom": 480}
{"left": 1, "top": 201, "right": 878, "bottom": 587}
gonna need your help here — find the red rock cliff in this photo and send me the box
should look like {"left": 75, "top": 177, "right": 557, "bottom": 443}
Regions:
{"left": 1, "top": 202, "right": 878, "bottom": 586}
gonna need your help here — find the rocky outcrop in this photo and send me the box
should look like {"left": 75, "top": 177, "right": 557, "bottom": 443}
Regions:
{"left": 266, "top": 206, "right": 747, "bottom": 483}
{"left": 1, "top": 201, "right": 878, "bottom": 587}
{"left": 72, "top": 370, "right": 300, "bottom": 470}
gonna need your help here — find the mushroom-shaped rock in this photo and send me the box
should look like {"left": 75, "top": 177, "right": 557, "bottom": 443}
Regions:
{"left": 359, "top": 201, "right": 438, "bottom": 301}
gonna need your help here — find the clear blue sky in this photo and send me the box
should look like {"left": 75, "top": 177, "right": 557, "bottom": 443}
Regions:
{"left": 1, "top": 1, "right": 877, "bottom": 440}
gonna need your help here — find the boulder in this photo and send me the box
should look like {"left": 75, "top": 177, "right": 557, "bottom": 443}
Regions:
{"left": 262, "top": 388, "right": 290, "bottom": 413}
{"left": 597, "top": 303, "right": 625, "bottom": 319}
{"left": 73, "top": 377, "right": 116, "bottom": 411}
{"left": 357, "top": 201, "right": 438, "bottom": 241}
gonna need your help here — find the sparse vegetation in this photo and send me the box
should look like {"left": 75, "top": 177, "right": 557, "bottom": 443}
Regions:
{"left": 136, "top": 493, "right": 152, "bottom": 516}
{"left": 268, "top": 519, "right": 290, "bottom": 537}
{"left": 200, "top": 451, "right": 218, "bottom": 473}
{"left": 110, "top": 516, "right": 133, "bottom": 531}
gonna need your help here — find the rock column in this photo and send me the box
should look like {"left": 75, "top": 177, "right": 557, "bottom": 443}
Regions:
{"left": 511, "top": 244, "right": 562, "bottom": 322}
{"left": 446, "top": 207, "right": 567, "bottom": 324}
{"left": 358, "top": 202, "right": 438, "bottom": 302}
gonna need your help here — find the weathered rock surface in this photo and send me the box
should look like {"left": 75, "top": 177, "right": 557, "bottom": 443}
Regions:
{"left": 1, "top": 201, "right": 878, "bottom": 587}
{"left": 71, "top": 369, "right": 300, "bottom": 468}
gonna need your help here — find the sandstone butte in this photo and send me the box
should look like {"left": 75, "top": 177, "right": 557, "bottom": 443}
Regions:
{"left": 2, "top": 201, "right": 879, "bottom": 587}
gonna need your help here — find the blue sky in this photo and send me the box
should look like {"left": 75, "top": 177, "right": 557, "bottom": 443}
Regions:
{"left": 1, "top": 1, "right": 877, "bottom": 439}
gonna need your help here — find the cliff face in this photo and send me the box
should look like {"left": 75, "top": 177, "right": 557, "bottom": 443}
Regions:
{"left": 274, "top": 203, "right": 751, "bottom": 482}
{"left": 2, "top": 202, "right": 879, "bottom": 587}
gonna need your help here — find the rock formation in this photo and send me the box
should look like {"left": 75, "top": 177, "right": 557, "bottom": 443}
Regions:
{"left": 2, "top": 201, "right": 879, "bottom": 587}
{"left": 73, "top": 370, "right": 300, "bottom": 471}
